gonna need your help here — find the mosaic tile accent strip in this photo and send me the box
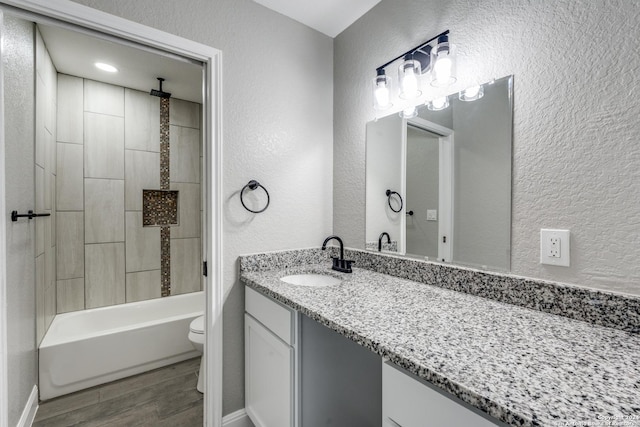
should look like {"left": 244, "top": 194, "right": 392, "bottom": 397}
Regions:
{"left": 239, "top": 247, "right": 640, "bottom": 333}
{"left": 142, "top": 190, "right": 179, "bottom": 226}
{"left": 239, "top": 256, "right": 640, "bottom": 427}
{"left": 160, "top": 97, "right": 171, "bottom": 296}
{"left": 160, "top": 226, "right": 171, "bottom": 296}
{"left": 160, "top": 98, "right": 170, "bottom": 190}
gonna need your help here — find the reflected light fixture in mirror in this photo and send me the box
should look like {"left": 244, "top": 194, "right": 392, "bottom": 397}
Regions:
{"left": 459, "top": 84, "right": 484, "bottom": 101}
{"left": 372, "top": 30, "right": 455, "bottom": 115}
{"left": 400, "top": 105, "right": 418, "bottom": 118}
{"left": 427, "top": 95, "right": 449, "bottom": 111}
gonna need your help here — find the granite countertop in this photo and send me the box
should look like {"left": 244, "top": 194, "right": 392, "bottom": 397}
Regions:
{"left": 240, "top": 263, "right": 640, "bottom": 427}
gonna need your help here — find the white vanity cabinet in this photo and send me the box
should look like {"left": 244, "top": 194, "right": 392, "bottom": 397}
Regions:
{"left": 244, "top": 285, "right": 505, "bottom": 427}
{"left": 383, "top": 362, "right": 504, "bottom": 427}
{"left": 245, "top": 287, "right": 298, "bottom": 427}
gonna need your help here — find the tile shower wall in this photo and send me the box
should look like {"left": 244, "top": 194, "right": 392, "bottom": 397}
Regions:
{"left": 169, "top": 99, "right": 202, "bottom": 296}
{"left": 56, "top": 76, "right": 202, "bottom": 312}
{"left": 35, "top": 28, "right": 58, "bottom": 343}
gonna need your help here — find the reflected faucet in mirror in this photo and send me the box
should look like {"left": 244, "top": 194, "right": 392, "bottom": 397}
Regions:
{"left": 322, "top": 235, "right": 355, "bottom": 273}
{"left": 378, "top": 232, "right": 391, "bottom": 252}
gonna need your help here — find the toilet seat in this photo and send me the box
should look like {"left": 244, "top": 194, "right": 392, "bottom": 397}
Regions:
{"left": 190, "top": 315, "right": 204, "bottom": 334}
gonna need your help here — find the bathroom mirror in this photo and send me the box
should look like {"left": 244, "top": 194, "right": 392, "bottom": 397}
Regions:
{"left": 365, "top": 75, "right": 513, "bottom": 271}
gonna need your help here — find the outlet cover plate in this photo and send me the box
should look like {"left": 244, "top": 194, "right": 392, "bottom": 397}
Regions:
{"left": 540, "top": 229, "right": 570, "bottom": 267}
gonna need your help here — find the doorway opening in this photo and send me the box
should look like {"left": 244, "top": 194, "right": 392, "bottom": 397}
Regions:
{"left": 0, "top": 2, "right": 222, "bottom": 426}
{"left": 404, "top": 118, "right": 453, "bottom": 262}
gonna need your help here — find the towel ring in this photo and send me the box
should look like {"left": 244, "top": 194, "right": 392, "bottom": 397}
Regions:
{"left": 386, "top": 189, "right": 403, "bottom": 213}
{"left": 241, "top": 180, "right": 270, "bottom": 213}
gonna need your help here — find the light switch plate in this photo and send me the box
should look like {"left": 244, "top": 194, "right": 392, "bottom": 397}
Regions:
{"left": 540, "top": 229, "right": 570, "bottom": 267}
{"left": 427, "top": 210, "right": 437, "bottom": 221}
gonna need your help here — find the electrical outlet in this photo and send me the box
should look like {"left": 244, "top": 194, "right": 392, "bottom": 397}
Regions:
{"left": 540, "top": 229, "right": 570, "bottom": 267}
{"left": 548, "top": 237, "right": 560, "bottom": 258}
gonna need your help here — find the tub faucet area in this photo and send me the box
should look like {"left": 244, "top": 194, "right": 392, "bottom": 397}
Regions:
{"left": 322, "top": 235, "right": 355, "bottom": 273}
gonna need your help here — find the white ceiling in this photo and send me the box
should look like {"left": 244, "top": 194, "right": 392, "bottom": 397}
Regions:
{"left": 252, "top": 0, "right": 381, "bottom": 37}
{"left": 38, "top": 24, "right": 203, "bottom": 103}
{"left": 38, "top": 0, "right": 380, "bottom": 102}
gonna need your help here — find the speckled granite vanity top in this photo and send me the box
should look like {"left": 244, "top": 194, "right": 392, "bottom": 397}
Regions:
{"left": 240, "top": 249, "right": 640, "bottom": 427}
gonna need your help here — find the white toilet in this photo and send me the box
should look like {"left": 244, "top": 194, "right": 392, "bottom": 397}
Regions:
{"left": 188, "top": 315, "right": 205, "bottom": 393}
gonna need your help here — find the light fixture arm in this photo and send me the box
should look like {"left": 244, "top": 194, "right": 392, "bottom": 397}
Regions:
{"left": 375, "top": 29, "right": 449, "bottom": 74}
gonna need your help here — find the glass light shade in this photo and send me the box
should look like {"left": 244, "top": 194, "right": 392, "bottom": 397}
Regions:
{"left": 373, "top": 73, "right": 392, "bottom": 110}
{"left": 427, "top": 96, "right": 449, "bottom": 111}
{"left": 459, "top": 84, "right": 484, "bottom": 101}
{"left": 398, "top": 59, "right": 422, "bottom": 100}
{"left": 430, "top": 42, "right": 456, "bottom": 87}
{"left": 399, "top": 105, "right": 418, "bottom": 119}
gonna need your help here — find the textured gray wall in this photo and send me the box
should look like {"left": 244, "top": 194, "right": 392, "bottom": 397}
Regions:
{"left": 334, "top": 0, "right": 640, "bottom": 294}
{"left": 3, "top": 15, "right": 37, "bottom": 426}
{"left": 71, "top": 0, "right": 333, "bottom": 415}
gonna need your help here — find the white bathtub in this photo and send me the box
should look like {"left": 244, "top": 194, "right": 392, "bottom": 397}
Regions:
{"left": 39, "top": 291, "right": 204, "bottom": 400}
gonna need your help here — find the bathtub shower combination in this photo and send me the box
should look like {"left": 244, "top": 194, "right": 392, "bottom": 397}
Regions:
{"left": 32, "top": 70, "right": 207, "bottom": 400}
{"left": 39, "top": 291, "right": 203, "bottom": 400}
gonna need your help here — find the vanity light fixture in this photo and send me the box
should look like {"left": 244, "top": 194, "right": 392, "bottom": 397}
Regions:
{"left": 373, "top": 30, "right": 455, "bottom": 113}
{"left": 459, "top": 84, "right": 484, "bottom": 101}
{"left": 95, "top": 62, "right": 118, "bottom": 73}
{"left": 430, "top": 34, "right": 456, "bottom": 87}
{"left": 427, "top": 96, "right": 449, "bottom": 111}
{"left": 373, "top": 69, "right": 392, "bottom": 110}
{"left": 398, "top": 55, "right": 421, "bottom": 100}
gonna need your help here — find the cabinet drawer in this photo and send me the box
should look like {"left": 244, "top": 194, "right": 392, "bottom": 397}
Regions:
{"left": 246, "top": 286, "right": 294, "bottom": 345}
{"left": 383, "top": 362, "right": 503, "bottom": 427}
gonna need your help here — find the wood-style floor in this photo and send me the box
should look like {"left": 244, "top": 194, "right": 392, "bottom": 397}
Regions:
{"left": 34, "top": 357, "right": 203, "bottom": 427}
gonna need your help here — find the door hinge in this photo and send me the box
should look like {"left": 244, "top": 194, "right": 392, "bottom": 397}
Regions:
{"left": 203, "top": 261, "right": 208, "bottom": 277}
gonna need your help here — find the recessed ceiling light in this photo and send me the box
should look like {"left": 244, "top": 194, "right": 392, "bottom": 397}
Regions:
{"left": 95, "top": 62, "right": 118, "bottom": 73}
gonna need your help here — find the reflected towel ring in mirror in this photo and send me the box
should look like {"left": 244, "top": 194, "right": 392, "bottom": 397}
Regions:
{"left": 386, "top": 189, "right": 403, "bottom": 213}
{"left": 241, "top": 180, "right": 270, "bottom": 213}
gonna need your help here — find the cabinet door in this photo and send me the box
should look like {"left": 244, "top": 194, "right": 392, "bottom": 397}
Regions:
{"left": 383, "top": 362, "right": 503, "bottom": 427}
{"left": 245, "top": 314, "right": 293, "bottom": 427}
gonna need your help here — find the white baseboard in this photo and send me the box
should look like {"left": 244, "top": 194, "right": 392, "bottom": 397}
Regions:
{"left": 222, "top": 408, "right": 254, "bottom": 427}
{"left": 16, "top": 385, "right": 38, "bottom": 427}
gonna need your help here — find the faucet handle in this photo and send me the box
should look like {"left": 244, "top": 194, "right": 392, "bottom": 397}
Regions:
{"left": 331, "top": 258, "right": 355, "bottom": 273}
{"left": 343, "top": 259, "right": 355, "bottom": 273}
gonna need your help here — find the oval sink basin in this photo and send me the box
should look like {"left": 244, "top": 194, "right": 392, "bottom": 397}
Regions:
{"left": 280, "top": 273, "right": 341, "bottom": 287}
